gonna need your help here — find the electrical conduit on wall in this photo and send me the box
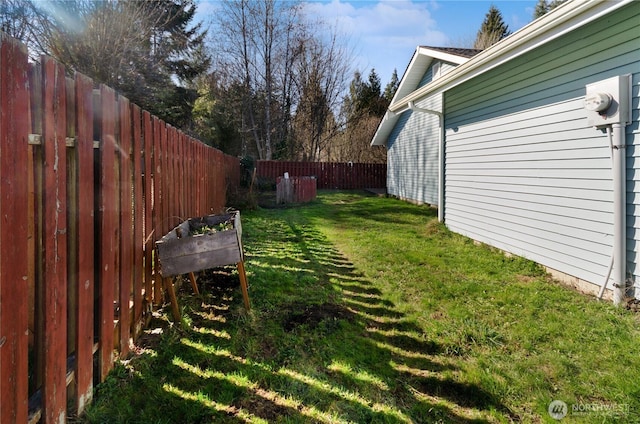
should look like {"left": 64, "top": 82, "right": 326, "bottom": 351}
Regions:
{"left": 585, "top": 75, "right": 632, "bottom": 305}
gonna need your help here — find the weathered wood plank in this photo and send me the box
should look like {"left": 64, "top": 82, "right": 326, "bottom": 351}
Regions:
{"left": 97, "top": 85, "right": 117, "bottom": 381}
{"left": 142, "top": 111, "right": 154, "bottom": 306}
{"left": 0, "top": 33, "right": 30, "bottom": 424}
{"left": 156, "top": 231, "right": 242, "bottom": 277}
{"left": 65, "top": 78, "right": 78, "bottom": 390}
{"left": 152, "top": 118, "right": 164, "bottom": 304}
{"left": 28, "top": 61, "right": 46, "bottom": 404}
{"left": 74, "top": 72, "right": 94, "bottom": 416}
{"left": 41, "top": 55, "right": 68, "bottom": 424}
{"left": 132, "top": 105, "right": 144, "bottom": 337}
{"left": 237, "top": 261, "right": 251, "bottom": 310}
{"left": 156, "top": 213, "right": 243, "bottom": 278}
{"left": 169, "top": 127, "right": 177, "bottom": 226}
{"left": 160, "top": 122, "right": 169, "bottom": 238}
{"left": 177, "top": 133, "right": 185, "bottom": 219}
{"left": 118, "top": 96, "right": 132, "bottom": 357}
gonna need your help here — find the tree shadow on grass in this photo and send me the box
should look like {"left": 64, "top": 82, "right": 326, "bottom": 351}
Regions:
{"left": 83, "top": 203, "right": 513, "bottom": 423}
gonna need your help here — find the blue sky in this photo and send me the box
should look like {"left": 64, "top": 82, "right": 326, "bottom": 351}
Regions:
{"left": 197, "top": 0, "right": 540, "bottom": 86}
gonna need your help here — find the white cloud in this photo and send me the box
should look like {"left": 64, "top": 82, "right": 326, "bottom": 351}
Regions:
{"left": 305, "top": 0, "right": 448, "bottom": 84}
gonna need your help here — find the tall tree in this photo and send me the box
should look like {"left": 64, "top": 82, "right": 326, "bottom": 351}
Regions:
{"left": 332, "top": 69, "right": 389, "bottom": 164}
{"left": 213, "top": 0, "right": 305, "bottom": 160}
{"left": 533, "top": 0, "right": 568, "bottom": 19}
{"left": 383, "top": 69, "right": 400, "bottom": 103}
{"left": 533, "top": 0, "right": 549, "bottom": 19}
{"left": 473, "top": 5, "right": 511, "bottom": 49}
{"left": 291, "top": 32, "right": 351, "bottom": 161}
{"left": 211, "top": 0, "right": 352, "bottom": 161}
{"left": 342, "top": 69, "right": 388, "bottom": 121}
{"left": 15, "top": 0, "right": 209, "bottom": 129}
{"left": 0, "top": 0, "right": 37, "bottom": 47}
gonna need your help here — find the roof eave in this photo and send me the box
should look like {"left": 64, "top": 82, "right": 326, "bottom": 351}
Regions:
{"left": 389, "top": 0, "right": 633, "bottom": 113}
{"left": 373, "top": 45, "right": 476, "bottom": 146}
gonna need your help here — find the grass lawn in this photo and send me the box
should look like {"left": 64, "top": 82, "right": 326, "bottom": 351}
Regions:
{"left": 80, "top": 191, "right": 640, "bottom": 423}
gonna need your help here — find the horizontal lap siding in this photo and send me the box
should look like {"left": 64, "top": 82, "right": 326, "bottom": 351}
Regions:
{"left": 444, "top": 2, "right": 640, "bottom": 288}
{"left": 387, "top": 95, "right": 441, "bottom": 205}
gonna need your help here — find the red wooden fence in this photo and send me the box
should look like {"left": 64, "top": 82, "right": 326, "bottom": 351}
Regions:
{"left": 0, "top": 34, "right": 240, "bottom": 423}
{"left": 256, "top": 160, "right": 386, "bottom": 190}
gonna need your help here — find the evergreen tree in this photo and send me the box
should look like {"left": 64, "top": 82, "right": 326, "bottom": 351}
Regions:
{"left": 342, "top": 69, "right": 387, "bottom": 120}
{"left": 473, "top": 5, "right": 511, "bottom": 49}
{"left": 24, "top": 0, "right": 209, "bottom": 129}
{"left": 533, "top": 0, "right": 568, "bottom": 19}
{"left": 361, "top": 69, "right": 386, "bottom": 116}
{"left": 383, "top": 69, "right": 399, "bottom": 103}
{"left": 342, "top": 71, "right": 364, "bottom": 123}
{"left": 533, "top": 0, "right": 549, "bottom": 19}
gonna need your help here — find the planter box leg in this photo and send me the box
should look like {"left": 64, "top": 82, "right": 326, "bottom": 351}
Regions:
{"left": 188, "top": 272, "right": 200, "bottom": 295}
{"left": 237, "top": 261, "right": 250, "bottom": 310}
{"left": 164, "top": 277, "right": 180, "bottom": 321}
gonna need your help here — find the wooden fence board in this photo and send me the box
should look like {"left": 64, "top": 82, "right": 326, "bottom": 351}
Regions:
{"left": 160, "top": 123, "right": 168, "bottom": 237}
{"left": 132, "top": 105, "right": 144, "bottom": 337}
{"left": 41, "top": 56, "right": 68, "bottom": 424}
{"left": 118, "top": 96, "right": 133, "bottom": 357}
{"left": 97, "top": 85, "right": 117, "bottom": 381}
{"left": 169, "top": 128, "right": 177, "bottom": 225}
{"left": 256, "top": 160, "right": 386, "bottom": 190}
{"left": 0, "top": 33, "right": 30, "bottom": 424}
{"left": 152, "top": 118, "right": 163, "bottom": 304}
{"left": 28, "top": 62, "right": 46, "bottom": 410}
{"left": 74, "top": 72, "right": 94, "bottom": 415}
{"left": 65, "top": 77, "right": 78, "bottom": 397}
{"left": 178, "top": 133, "right": 185, "bottom": 220}
{"left": 0, "top": 33, "right": 240, "bottom": 421}
{"left": 143, "top": 112, "right": 154, "bottom": 305}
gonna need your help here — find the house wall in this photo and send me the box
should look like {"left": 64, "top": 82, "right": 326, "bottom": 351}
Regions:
{"left": 443, "top": 2, "right": 640, "bottom": 293}
{"left": 387, "top": 96, "right": 441, "bottom": 205}
{"left": 418, "top": 60, "right": 457, "bottom": 87}
{"left": 387, "top": 63, "right": 451, "bottom": 205}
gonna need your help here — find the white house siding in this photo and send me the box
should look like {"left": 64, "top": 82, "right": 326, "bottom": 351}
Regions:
{"left": 417, "top": 61, "right": 457, "bottom": 87}
{"left": 443, "top": 2, "right": 640, "bottom": 291}
{"left": 387, "top": 63, "right": 455, "bottom": 205}
{"left": 387, "top": 94, "right": 442, "bottom": 205}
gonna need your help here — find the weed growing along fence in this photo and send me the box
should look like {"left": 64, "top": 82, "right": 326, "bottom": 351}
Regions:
{"left": 0, "top": 34, "right": 240, "bottom": 423}
{"left": 256, "top": 160, "right": 386, "bottom": 190}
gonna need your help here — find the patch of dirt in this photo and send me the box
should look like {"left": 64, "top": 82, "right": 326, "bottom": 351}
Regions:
{"left": 626, "top": 298, "right": 640, "bottom": 313}
{"left": 128, "top": 311, "right": 171, "bottom": 357}
{"left": 282, "top": 302, "right": 355, "bottom": 332}
{"left": 235, "top": 389, "right": 292, "bottom": 421}
{"left": 195, "top": 268, "right": 240, "bottom": 291}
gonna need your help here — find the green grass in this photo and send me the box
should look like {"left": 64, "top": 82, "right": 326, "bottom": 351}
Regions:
{"left": 80, "top": 191, "right": 640, "bottom": 423}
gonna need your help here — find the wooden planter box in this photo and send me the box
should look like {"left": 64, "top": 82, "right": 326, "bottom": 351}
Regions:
{"left": 156, "top": 211, "right": 244, "bottom": 277}
{"left": 155, "top": 211, "right": 250, "bottom": 314}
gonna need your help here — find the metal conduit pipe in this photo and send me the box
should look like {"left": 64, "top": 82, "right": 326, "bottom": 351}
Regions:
{"left": 598, "top": 124, "right": 626, "bottom": 303}
{"left": 611, "top": 122, "right": 627, "bottom": 306}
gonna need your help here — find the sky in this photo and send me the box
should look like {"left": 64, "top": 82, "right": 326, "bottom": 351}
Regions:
{"left": 196, "top": 0, "right": 540, "bottom": 87}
